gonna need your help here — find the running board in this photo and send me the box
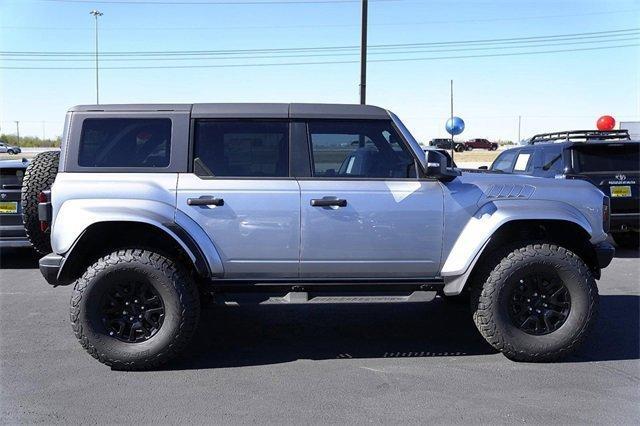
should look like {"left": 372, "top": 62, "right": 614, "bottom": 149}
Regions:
{"left": 212, "top": 290, "right": 437, "bottom": 305}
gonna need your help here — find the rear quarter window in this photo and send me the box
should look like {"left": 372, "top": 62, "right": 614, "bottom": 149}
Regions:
{"left": 78, "top": 118, "right": 171, "bottom": 168}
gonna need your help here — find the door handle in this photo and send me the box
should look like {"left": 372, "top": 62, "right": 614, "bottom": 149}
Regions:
{"left": 187, "top": 196, "right": 224, "bottom": 206}
{"left": 310, "top": 198, "right": 347, "bottom": 207}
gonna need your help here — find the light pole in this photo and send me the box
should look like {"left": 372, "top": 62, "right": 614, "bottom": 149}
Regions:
{"left": 14, "top": 121, "right": 20, "bottom": 145}
{"left": 518, "top": 115, "right": 522, "bottom": 144}
{"left": 359, "top": 0, "right": 368, "bottom": 105}
{"left": 90, "top": 10, "right": 103, "bottom": 104}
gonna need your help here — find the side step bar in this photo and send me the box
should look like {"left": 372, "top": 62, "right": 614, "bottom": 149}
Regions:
{"left": 213, "top": 290, "right": 437, "bottom": 305}
{"left": 203, "top": 280, "right": 444, "bottom": 305}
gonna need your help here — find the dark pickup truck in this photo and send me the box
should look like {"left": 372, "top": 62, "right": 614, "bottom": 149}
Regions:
{"left": 428, "top": 138, "right": 466, "bottom": 152}
{"left": 486, "top": 130, "right": 639, "bottom": 248}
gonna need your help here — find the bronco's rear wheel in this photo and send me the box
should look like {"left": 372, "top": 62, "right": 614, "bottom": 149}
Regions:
{"left": 70, "top": 249, "right": 200, "bottom": 370}
{"left": 21, "top": 150, "right": 60, "bottom": 254}
{"left": 470, "top": 243, "right": 598, "bottom": 362}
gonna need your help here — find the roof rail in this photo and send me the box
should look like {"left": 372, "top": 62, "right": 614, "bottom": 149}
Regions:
{"left": 528, "top": 129, "right": 630, "bottom": 144}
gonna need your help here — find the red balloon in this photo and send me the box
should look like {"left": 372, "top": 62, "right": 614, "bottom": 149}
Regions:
{"left": 597, "top": 115, "right": 616, "bottom": 131}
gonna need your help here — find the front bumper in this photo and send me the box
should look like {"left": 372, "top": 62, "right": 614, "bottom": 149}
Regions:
{"left": 594, "top": 241, "right": 615, "bottom": 269}
{"left": 39, "top": 253, "right": 64, "bottom": 286}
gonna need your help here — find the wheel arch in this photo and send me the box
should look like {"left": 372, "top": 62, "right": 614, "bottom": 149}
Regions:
{"left": 443, "top": 218, "right": 600, "bottom": 295}
{"left": 57, "top": 220, "right": 219, "bottom": 286}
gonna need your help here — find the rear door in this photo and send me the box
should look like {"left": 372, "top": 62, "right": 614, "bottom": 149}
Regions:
{"left": 176, "top": 119, "right": 300, "bottom": 278}
{"left": 298, "top": 119, "right": 444, "bottom": 278}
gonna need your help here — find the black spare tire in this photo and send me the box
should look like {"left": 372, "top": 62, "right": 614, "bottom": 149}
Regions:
{"left": 21, "top": 150, "right": 60, "bottom": 254}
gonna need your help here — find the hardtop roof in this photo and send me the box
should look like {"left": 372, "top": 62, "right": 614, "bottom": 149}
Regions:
{"left": 68, "top": 103, "right": 390, "bottom": 119}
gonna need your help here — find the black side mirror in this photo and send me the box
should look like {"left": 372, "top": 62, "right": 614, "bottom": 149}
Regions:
{"left": 478, "top": 165, "right": 488, "bottom": 170}
{"left": 425, "top": 150, "right": 460, "bottom": 182}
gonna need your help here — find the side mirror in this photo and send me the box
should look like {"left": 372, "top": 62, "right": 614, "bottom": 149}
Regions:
{"left": 424, "top": 150, "right": 460, "bottom": 181}
{"left": 478, "top": 165, "right": 488, "bottom": 170}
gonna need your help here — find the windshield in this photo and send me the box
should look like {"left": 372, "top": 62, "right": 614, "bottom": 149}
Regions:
{"left": 573, "top": 144, "right": 640, "bottom": 173}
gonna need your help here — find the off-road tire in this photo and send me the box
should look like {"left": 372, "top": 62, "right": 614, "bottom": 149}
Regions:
{"left": 7, "top": 149, "right": 16, "bottom": 155}
{"left": 70, "top": 249, "right": 200, "bottom": 370}
{"left": 21, "top": 150, "right": 60, "bottom": 254}
{"left": 470, "top": 243, "right": 598, "bottom": 362}
{"left": 612, "top": 232, "right": 639, "bottom": 249}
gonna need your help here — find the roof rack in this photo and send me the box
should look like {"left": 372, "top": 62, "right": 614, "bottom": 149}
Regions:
{"left": 528, "top": 129, "right": 630, "bottom": 144}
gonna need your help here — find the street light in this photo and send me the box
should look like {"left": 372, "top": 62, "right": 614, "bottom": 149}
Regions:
{"left": 90, "top": 10, "right": 104, "bottom": 104}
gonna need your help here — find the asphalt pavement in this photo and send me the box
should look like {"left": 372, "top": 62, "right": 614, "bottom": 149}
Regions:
{"left": 1, "top": 248, "right": 638, "bottom": 424}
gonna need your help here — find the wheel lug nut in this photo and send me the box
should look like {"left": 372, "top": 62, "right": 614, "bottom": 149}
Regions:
{"left": 139, "top": 314, "right": 143, "bottom": 319}
{"left": 109, "top": 331, "right": 114, "bottom": 336}
{"left": 141, "top": 306, "right": 145, "bottom": 310}
{"left": 125, "top": 302, "right": 129, "bottom": 306}
{"left": 134, "top": 299, "right": 139, "bottom": 303}
{"left": 533, "top": 293, "right": 538, "bottom": 297}
{"left": 536, "top": 309, "right": 541, "bottom": 313}
{"left": 526, "top": 299, "right": 530, "bottom": 302}
{"left": 122, "top": 311, "right": 127, "bottom": 315}
{"left": 129, "top": 316, "right": 134, "bottom": 321}
{"left": 543, "top": 303, "right": 548, "bottom": 307}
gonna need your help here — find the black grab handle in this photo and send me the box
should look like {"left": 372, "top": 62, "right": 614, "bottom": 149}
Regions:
{"left": 187, "top": 197, "right": 224, "bottom": 206}
{"left": 310, "top": 198, "right": 347, "bottom": 208}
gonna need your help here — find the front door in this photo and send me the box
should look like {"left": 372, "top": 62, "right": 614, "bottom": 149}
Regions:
{"left": 299, "top": 119, "right": 444, "bottom": 278}
{"left": 177, "top": 119, "right": 300, "bottom": 278}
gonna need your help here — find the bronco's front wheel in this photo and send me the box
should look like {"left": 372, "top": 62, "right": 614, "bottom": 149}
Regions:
{"left": 471, "top": 243, "right": 598, "bottom": 362}
{"left": 70, "top": 249, "right": 200, "bottom": 370}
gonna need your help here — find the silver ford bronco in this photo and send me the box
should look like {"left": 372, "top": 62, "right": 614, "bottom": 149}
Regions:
{"left": 26, "top": 103, "right": 614, "bottom": 370}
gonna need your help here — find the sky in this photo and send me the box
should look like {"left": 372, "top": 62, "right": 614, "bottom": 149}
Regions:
{"left": 1, "top": 0, "right": 639, "bottom": 142}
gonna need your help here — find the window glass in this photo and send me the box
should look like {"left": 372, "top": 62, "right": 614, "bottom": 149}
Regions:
{"left": 79, "top": 118, "right": 171, "bottom": 167}
{"left": 491, "top": 150, "right": 517, "bottom": 172}
{"left": 574, "top": 144, "right": 640, "bottom": 172}
{"left": 513, "top": 152, "right": 532, "bottom": 172}
{"left": 540, "top": 146, "right": 563, "bottom": 176}
{"left": 194, "top": 120, "right": 289, "bottom": 177}
{"left": 308, "top": 120, "right": 415, "bottom": 178}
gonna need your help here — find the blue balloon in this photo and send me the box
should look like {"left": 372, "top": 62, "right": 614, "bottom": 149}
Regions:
{"left": 445, "top": 116, "right": 465, "bottom": 136}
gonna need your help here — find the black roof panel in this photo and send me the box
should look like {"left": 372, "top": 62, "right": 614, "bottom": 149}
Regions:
{"left": 70, "top": 103, "right": 390, "bottom": 119}
{"left": 191, "top": 103, "right": 289, "bottom": 118}
{"left": 69, "top": 104, "right": 192, "bottom": 112}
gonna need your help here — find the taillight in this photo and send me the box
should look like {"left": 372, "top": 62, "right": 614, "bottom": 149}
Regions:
{"left": 37, "top": 191, "right": 49, "bottom": 232}
{"left": 602, "top": 196, "right": 610, "bottom": 233}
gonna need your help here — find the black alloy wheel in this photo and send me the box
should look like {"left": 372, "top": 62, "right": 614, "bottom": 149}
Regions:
{"left": 101, "top": 280, "right": 165, "bottom": 343}
{"left": 508, "top": 274, "right": 571, "bottom": 335}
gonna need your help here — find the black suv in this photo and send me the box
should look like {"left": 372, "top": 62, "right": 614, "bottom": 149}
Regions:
{"left": 0, "top": 158, "right": 31, "bottom": 248}
{"left": 428, "top": 138, "right": 465, "bottom": 152}
{"left": 485, "top": 130, "right": 639, "bottom": 248}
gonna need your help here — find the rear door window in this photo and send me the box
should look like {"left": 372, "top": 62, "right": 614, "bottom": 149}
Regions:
{"left": 193, "top": 120, "right": 289, "bottom": 177}
{"left": 78, "top": 118, "right": 171, "bottom": 167}
{"left": 539, "top": 145, "right": 564, "bottom": 177}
